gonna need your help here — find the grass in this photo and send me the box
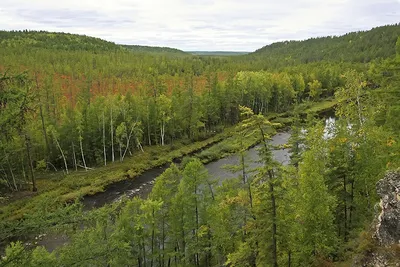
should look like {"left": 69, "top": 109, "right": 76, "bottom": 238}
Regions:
{"left": 302, "top": 99, "right": 337, "bottom": 114}
{"left": 267, "top": 99, "right": 338, "bottom": 127}
{"left": 195, "top": 124, "right": 276, "bottom": 164}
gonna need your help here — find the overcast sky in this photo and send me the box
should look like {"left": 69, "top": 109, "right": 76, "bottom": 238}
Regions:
{"left": 0, "top": 0, "right": 399, "bottom": 51}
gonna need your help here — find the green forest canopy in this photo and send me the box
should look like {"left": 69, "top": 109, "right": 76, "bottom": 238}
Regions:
{"left": 0, "top": 24, "right": 400, "bottom": 266}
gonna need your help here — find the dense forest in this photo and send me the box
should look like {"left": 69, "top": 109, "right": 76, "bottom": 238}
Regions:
{"left": 122, "top": 45, "right": 188, "bottom": 55}
{"left": 248, "top": 24, "right": 400, "bottom": 67}
{"left": 1, "top": 24, "right": 400, "bottom": 266}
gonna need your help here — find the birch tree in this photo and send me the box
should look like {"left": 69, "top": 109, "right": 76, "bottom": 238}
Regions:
{"left": 47, "top": 125, "right": 69, "bottom": 175}
{"left": 157, "top": 94, "right": 171, "bottom": 146}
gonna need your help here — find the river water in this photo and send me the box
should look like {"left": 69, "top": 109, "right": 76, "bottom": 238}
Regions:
{"left": 34, "top": 131, "right": 292, "bottom": 251}
{"left": 205, "top": 132, "right": 291, "bottom": 182}
{"left": 83, "top": 131, "right": 292, "bottom": 209}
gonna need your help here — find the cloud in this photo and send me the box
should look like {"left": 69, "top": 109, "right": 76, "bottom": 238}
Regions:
{"left": 0, "top": 0, "right": 399, "bottom": 51}
{"left": 12, "top": 8, "right": 134, "bottom": 28}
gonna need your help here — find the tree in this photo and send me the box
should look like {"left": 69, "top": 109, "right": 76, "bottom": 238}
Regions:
{"left": 157, "top": 94, "right": 172, "bottom": 146}
{"left": 75, "top": 110, "right": 87, "bottom": 170}
{"left": 308, "top": 79, "right": 322, "bottom": 100}
{"left": 178, "top": 158, "right": 213, "bottom": 266}
{"left": 150, "top": 164, "right": 182, "bottom": 266}
{"left": 294, "top": 123, "right": 337, "bottom": 264}
{"left": 335, "top": 70, "right": 366, "bottom": 129}
{"left": 47, "top": 125, "right": 69, "bottom": 175}
{"left": 291, "top": 73, "right": 306, "bottom": 103}
{"left": 116, "top": 122, "right": 127, "bottom": 162}
{"left": 0, "top": 72, "right": 37, "bottom": 191}
{"left": 253, "top": 114, "right": 280, "bottom": 267}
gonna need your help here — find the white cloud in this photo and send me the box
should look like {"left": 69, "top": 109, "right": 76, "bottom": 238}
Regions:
{"left": 0, "top": 0, "right": 399, "bottom": 51}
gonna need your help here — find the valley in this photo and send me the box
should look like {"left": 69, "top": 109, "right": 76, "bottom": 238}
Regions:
{"left": 1, "top": 24, "right": 400, "bottom": 266}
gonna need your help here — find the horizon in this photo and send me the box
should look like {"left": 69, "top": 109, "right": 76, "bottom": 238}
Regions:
{"left": 1, "top": 0, "right": 399, "bottom": 51}
{"left": 2, "top": 23, "right": 398, "bottom": 53}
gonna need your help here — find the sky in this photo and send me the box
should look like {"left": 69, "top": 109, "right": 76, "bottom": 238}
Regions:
{"left": 0, "top": 0, "right": 399, "bottom": 51}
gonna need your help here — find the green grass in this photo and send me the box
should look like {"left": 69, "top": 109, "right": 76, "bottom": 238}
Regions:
{"left": 195, "top": 124, "right": 275, "bottom": 163}
{"left": 267, "top": 99, "right": 338, "bottom": 126}
{"left": 299, "top": 98, "right": 337, "bottom": 114}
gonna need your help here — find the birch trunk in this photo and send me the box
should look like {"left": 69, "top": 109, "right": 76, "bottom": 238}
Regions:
{"left": 122, "top": 126, "right": 135, "bottom": 161}
{"left": 53, "top": 134, "right": 68, "bottom": 175}
{"left": 119, "top": 142, "right": 122, "bottom": 162}
{"left": 79, "top": 137, "right": 87, "bottom": 171}
{"left": 161, "top": 121, "right": 165, "bottom": 146}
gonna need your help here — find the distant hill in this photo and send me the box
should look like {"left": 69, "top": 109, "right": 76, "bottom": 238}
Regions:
{"left": 122, "top": 45, "right": 188, "bottom": 55}
{"left": 248, "top": 24, "right": 400, "bottom": 64}
{"left": 188, "top": 51, "right": 249, "bottom": 56}
{"left": 0, "top": 30, "right": 123, "bottom": 52}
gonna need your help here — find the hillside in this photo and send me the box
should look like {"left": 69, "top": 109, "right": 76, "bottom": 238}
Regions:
{"left": 122, "top": 44, "right": 188, "bottom": 55}
{"left": 1, "top": 24, "right": 400, "bottom": 267}
{"left": 247, "top": 24, "right": 400, "bottom": 65}
{"left": 0, "top": 31, "right": 188, "bottom": 56}
{"left": 0, "top": 30, "right": 123, "bottom": 52}
{"left": 188, "top": 51, "right": 249, "bottom": 56}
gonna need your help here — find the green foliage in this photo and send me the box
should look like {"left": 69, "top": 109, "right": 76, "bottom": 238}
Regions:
{"left": 250, "top": 24, "right": 400, "bottom": 66}
{"left": 122, "top": 44, "right": 188, "bottom": 55}
{"left": 0, "top": 30, "right": 122, "bottom": 52}
{"left": 1, "top": 24, "right": 400, "bottom": 267}
{"left": 1, "top": 242, "right": 30, "bottom": 267}
{"left": 295, "top": 123, "right": 338, "bottom": 263}
{"left": 308, "top": 79, "right": 323, "bottom": 100}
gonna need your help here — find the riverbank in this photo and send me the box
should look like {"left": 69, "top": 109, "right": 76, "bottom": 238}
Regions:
{"left": 0, "top": 126, "right": 230, "bottom": 220}
{"left": 0, "top": 117, "right": 275, "bottom": 252}
{"left": 42, "top": 129, "right": 293, "bottom": 252}
{"left": 0, "top": 99, "right": 336, "bottom": 226}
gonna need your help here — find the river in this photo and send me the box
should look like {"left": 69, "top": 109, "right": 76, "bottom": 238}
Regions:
{"left": 83, "top": 131, "right": 292, "bottom": 209}
{"left": 35, "top": 130, "right": 292, "bottom": 251}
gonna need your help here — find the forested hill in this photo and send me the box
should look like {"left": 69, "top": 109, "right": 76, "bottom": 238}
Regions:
{"left": 188, "top": 51, "right": 249, "bottom": 56}
{"left": 0, "top": 30, "right": 123, "bottom": 52}
{"left": 247, "top": 24, "right": 400, "bottom": 64}
{"left": 122, "top": 44, "right": 188, "bottom": 55}
{"left": 0, "top": 31, "right": 189, "bottom": 56}
{"left": 2, "top": 22, "right": 400, "bottom": 266}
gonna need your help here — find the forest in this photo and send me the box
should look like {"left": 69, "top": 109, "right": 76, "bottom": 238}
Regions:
{"left": 0, "top": 24, "right": 400, "bottom": 266}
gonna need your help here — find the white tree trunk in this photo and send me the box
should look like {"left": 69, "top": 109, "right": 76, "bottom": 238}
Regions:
{"left": 79, "top": 137, "right": 87, "bottom": 171}
{"left": 119, "top": 142, "right": 122, "bottom": 162}
{"left": 122, "top": 126, "right": 135, "bottom": 161}
{"left": 137, "top": 138, "right": 144, "bottom": 152}
{"left": 54, "top": 135, "right": 68, "bottom": 174}
{"left": 161, "top": 121, "right": 165, "bottom": 146}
